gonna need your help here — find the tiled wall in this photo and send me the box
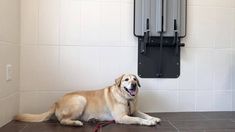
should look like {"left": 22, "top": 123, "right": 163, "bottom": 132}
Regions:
{"left": 0, "top": 0, "right": 20, "bottom": 127}
{"left": 20, "top": 0, "right": 235, "bottom": 113}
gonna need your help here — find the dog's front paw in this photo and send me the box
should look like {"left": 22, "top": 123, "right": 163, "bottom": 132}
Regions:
{"left": 141, "top": 119, "right": 157, "bottom": 126}
{"left": 74, "top": 121, "right": 83, "bottom": 126}
{"left": 150, "top": 117, "right": 161, "bottom": 123}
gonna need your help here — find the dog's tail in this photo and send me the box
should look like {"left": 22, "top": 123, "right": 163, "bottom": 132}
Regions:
{"left": 14, "top": 103, "right": 56, "bottom": 122}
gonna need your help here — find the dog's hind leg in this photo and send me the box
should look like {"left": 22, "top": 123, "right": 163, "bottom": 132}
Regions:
{"left": 55, "top": 96, "right": 87, "bottom": 126}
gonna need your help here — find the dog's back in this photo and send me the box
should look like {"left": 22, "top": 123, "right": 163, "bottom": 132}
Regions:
{"left": 15, "top": 87, "right": 115, "bottom": 124}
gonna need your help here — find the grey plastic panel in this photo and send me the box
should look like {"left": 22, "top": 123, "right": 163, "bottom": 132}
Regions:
{"left": 134, "top": 0, "right": 186, "bottom": 37}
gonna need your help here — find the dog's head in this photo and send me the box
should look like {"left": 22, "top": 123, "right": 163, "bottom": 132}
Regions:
{"left": 115, "top": 74, "right": 141, "bottom": 98}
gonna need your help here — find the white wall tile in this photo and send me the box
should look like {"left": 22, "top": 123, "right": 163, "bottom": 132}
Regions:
{"left": 195, "top": 49, "right": 213, "bottom": 90}
{"left": 213, "top": 91, "right": 232, "bottom": 111}
{"left": 81, "top": 1, "right": 102, "bottom": 44}
{"left": 38, "top": 0, "right": 60, "bottom": 45}
{"left": 232, "top": 9, "right": 235, "bottom": 49}
{"left": 187, "top": 0, "right": 213, "bottom": 6}
{"left": 99, "top": 47, "right": 137, "bottom": 86}
{"left": 214, "top": 8, "right": 233, "bottom": 48}
{"left": 60, "top": 0, "right": 82, "bottom": 45}
{"left": 100, "top": 2, "right": 121, "bottom": 43}
{"left": 120, "top": 2, "right": 137, "bottom": 45}
{"left": 184, "top": 6, "right": 216, "bottom": 48}
{"left": 21, "top": 0, "right": 38, "bottom": 44}
{"left": 211, "top": 0, "right": 235, "bottom": 8}
{"left": 0, "top": 93, "right": 19, "bottom": 127}
{"left": 60, "top": 46, "right": 102, "bottom": 90}
{"left": 121, "top": 0, "right": 133, "bottom": 4}
{"left": 0, "top": 0, "right": 20, "bottom": 43}
{"left": 100, "top": 0, "right": 120, "bottom": 2}
{"left": 213, "top": 50, "right": 232, "bottom": 90}
{"left": 0, "top": 99, "right": 5, "bottom": 127}
{"left": 188, "top": 0, "right": 235, "bottom": 8}
{"left": 59, "top": 46, "right": 81, "bottom": 90}
{"left": 232, "top": 51, "right": 235, "bottom": 90}
{"left": 0, "top": 45, "right": 20, "bottom": 98}
{"left": 157, "top": 79, "right": 178, "bottom": 90}
{"left": 138, "top": 90, "right": 178, "bottom": 112}
{"left": 20, "top": 46, "right": 59, "bottom": 91}
{"left": 20, "top": 92, "right": 65, "bottom": 113}
{"left": 19, "top": 92, "right": 38, "bottom": 113}
{"left": 140, "top": 79, "right": 158, "bottom": 90}
{"left": 233, "top": 91, "right": 235, "bottom": 111}
{"left": 141, "top": 79, "right": 178, "bottom": 91}
{"left": 178, "top": 91, "right": 195, "bottom": 111}
{"left": 196, "top": 91, "right": 213, "bottom": 111}
{"left": 4, "top": 94, "right": 19, "bottom": 123}
{"left": 179, "top": 48, "right": 196, "bottom": 90}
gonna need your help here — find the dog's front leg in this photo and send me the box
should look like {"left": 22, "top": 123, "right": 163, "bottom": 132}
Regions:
{"left": 114, "top": 115, "right": 156, "bottom": 126}
{"left": 133, "top": 111, "right": 161, "bottom": 123}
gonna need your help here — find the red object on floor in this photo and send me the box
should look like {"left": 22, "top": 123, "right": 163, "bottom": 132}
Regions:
{"left": 93, "top": 120, "right": 115, "bottom": 132}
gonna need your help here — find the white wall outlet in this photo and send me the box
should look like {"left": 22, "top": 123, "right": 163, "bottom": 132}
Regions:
{"left": 6, "top": 64, "right": 12, "bottom": 81}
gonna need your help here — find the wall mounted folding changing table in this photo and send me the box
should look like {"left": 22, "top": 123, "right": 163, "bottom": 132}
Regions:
{"left": 134, "top": 0, "right": 187, "bottom": 78}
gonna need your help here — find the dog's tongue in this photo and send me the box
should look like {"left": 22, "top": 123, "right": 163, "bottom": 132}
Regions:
{"left": 129, "top": 89, "right": 137, "bottom": 96}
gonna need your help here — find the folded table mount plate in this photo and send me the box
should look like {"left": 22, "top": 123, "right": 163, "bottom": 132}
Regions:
{"left": 134, "top": 0, "right": 187, "bottom": 78}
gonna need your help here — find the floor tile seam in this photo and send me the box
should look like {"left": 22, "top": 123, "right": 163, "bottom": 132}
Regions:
{"left": 19, "top": 124, "right": 29, "bottom": 132}
{"left": 167, "top": 120, "right": 180, "bottom": 132}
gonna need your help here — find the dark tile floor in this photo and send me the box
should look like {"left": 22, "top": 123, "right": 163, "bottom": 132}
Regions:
{"left": 1, "top": 112, "right": 235, "bottom": 132}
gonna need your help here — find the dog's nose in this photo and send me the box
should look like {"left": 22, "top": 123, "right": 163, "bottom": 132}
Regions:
{"left": 131, "top": 83, "right": 137, "bottom": 88}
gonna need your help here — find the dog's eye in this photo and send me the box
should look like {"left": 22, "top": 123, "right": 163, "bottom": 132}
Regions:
{"left": 124, "top": 78, "right": 129, "bottom": 81}
{"left": 133, "top": 78, "right": 137, "bottom": 81}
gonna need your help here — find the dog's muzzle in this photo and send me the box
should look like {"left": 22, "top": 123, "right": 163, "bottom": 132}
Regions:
{"left": 124, "top": 83, "right": 137, "bottom": 96}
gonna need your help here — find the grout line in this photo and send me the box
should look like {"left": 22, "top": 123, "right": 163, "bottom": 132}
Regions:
{"left": 187, "top": 5, "right": 235, "bottom": 9}
{"left": 36, "top": 0, "right": 39, "bottom": 46}
{"left": 194, "top": 51, "right": 199, "bottom": 112}
{"left": 0, "top": 41, "right": 20, "bottom": 46}
{"left": 89, "top": 89, "right": 180, "bottom": 92}
{"left": 212, "top": 61, "right": 215, "bottom": 111}
{"left": 20, "top": 44, "right": 235, "bottom": 49}
{"left": 58, "top": 0, "right": 62, "bottom": 82}
{"left": 19, "top": 124, "right": 29, "bottom": 132}
{"left": 119, "top": 0, "right": 122, "bottom": 44}
{"left": 0, "top": 92, "right": 19, "bottom": 101}
{"left": 20, "top": 44, "right": 137, "bottom": 47}
{"left": 193, "top": 50, "right": 197, "bottom": 112}
{"left": 0, "top": 39, "right": 19, "bottom": 44}
{"left": 19, "top": 89, "right": 234, "bottom": 92}
{"left": 199, "top": 113, "right": 210, "bottom": 120}
{"left": 19, "top": 90, "right": 73, "bottom": 92}
{"left": 230, "top": 51, "right": 233, "bottom": 111}
{"left": 230, "top": 119, "right": 234, "bottom": 122}
{"left": 170, "top": 119, "right": 235, "bottom": 121}
{"left": 168, "top": 120, "right": 179, "bottom": 132}
{"left": 167, "top": 119, "right": 229, "bottom": 122}
{"left": 177, "top": 78, "right": 179, "bottom": 112}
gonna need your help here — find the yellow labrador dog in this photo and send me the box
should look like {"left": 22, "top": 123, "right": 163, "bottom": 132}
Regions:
{"left": 15, "top": 74, "right": 161, "bottom": 126}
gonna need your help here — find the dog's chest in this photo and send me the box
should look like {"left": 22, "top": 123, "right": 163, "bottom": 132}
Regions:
{"left": 127, "top": 100, "right": 135, "bottom": 115}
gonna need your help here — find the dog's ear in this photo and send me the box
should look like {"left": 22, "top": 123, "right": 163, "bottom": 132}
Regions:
{"left": 134, "top": 75, "right": 141, "bottom": 87}
{"left": 115, "top": 74, "right": 125, "bottom": 87}
{"left": 137, "top": 79, "right": 141, "bottom": 87}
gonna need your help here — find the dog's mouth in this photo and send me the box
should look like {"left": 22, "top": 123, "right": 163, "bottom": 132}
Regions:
{"left": 124, "top": 87, "right": 137, "bottom": 96}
